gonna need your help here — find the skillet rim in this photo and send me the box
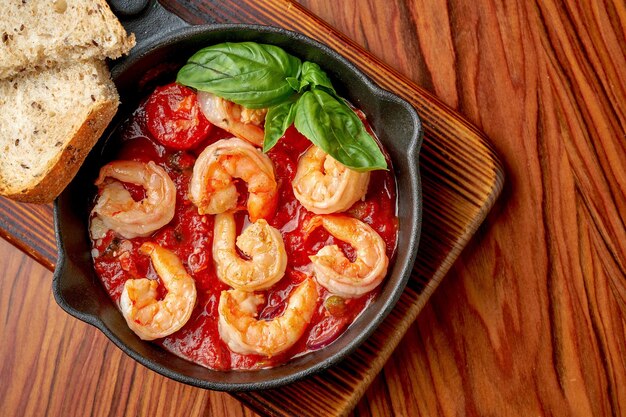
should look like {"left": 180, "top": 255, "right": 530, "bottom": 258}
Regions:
{"left": 53, "top": 23, "right": 423, "bottom": 391}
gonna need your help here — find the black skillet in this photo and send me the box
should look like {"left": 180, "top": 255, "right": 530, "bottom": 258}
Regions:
{"left": 53, "top": 0, "right": 423, "bottom": 391}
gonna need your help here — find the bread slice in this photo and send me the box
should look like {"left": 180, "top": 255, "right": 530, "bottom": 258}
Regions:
{"left": 0, "top": 60, "right": 119, "bottom": 203}
{"left": 0, "top": 0, "right": 135, "bottom": 79}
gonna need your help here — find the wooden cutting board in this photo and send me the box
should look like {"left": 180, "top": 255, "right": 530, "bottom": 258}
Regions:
{"left": 0, "top": 0, "right": 504, "bottom": 415}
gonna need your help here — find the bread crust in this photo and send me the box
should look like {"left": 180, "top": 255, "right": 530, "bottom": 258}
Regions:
{"left": 2, "top": 99, "right": 118, "bottom": 204}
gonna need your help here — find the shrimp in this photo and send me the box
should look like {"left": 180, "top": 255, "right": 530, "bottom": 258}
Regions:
{"left": 197, "top": 91, "right": 267, "bottom": 147}
{"left": 292, "top": 145, "right": 370, "bottom": 214}
{"left": 218, "top": 278, "right": 318, "bottom": 356}
{"left": 304, "top": 214, "right": 388, "bottom": 298}
{"left": 189, "top": 138, "right": 278, "bottom": 222}
{"left": 213, "top": 212, "right": 287, "bottom": 291}
{"left": 120, "top": 242, "right": 197, "bottom": 341}
{"left": 92, "top": 160, "right": 176, "bottom": 239}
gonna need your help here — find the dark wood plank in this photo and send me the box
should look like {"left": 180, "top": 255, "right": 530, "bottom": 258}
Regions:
{"left": 0, "top": 198, "right": 55, "bottom": 270}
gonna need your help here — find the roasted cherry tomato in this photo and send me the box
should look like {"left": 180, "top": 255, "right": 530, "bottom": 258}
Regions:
{"left": 145, "top": 83, "right": 212, "bottom": 150}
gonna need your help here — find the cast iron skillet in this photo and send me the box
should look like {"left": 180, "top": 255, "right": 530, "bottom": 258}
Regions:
{"left": 53, "top": 1, "right": 423, "bottom": 391}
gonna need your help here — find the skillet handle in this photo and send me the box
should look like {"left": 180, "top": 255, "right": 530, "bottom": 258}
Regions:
{"left": 107, "top": 0, "right": 190, "bottom": 50}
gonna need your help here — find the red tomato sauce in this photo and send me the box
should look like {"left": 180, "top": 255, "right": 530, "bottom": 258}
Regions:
{"left": 90, "top": 83, "right": 398, "bottom": 370}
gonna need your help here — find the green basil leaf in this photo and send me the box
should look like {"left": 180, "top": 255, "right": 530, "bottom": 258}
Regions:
{"left": 263, "top": 98, "right": 298, "bottom": 152}
{"left": 294, "top": 90, "right": 387, "bottom": 171}
{"left": 286, "top": 77, "right": 301, "bottom": 91}
{"left": 176, "top": 42, "right": 301, "bottom": 109}
{"left": 300, "top": 61, "right": 336, "bottom": 94}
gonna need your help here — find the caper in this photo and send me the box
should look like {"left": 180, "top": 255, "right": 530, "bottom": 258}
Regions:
{"left": 324, "top": 295, "right": 347, "bottom": 317}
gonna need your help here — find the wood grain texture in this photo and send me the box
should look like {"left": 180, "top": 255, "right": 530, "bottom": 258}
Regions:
{"left": 1, "top": 0, "right": 623, "bottom": 416}
{"left": 291, "top": 0, "right": 626, "bottom": 416}
{"left": 0, "top": 238, "right": 258, "bottom": 417}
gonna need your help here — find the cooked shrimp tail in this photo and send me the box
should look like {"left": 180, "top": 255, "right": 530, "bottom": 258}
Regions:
{"left": 218, "top": 278, "right": 318, "bottom": 356}
{"left": 293, "top": 145, "right": 370, "bottom": 214}
{"left": 197, "top": 91, "right": 266, "bottom": 147}
{"left": 305, "top": 214, "right": 388, "bottom": 298}
{"left": 120, "top": 242, "right": 197, "bottom": 340}
{"left": 92, "top": 160, "right": 176, "bottom": 239}
{"left": 189, "top": 138, "right": 278, "bottom": 222}
{"left": 213, "top": 212, "right": 287, "bottom": 290}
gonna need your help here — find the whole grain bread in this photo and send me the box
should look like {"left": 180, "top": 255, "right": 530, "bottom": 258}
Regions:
{"left": 0, "top": 60, "right": 119, "bottom": 203}
{"left": 0, "top": 0, "right": 135, "bottom": 79}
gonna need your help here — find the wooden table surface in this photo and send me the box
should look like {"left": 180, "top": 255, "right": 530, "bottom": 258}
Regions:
{"left": 2, "top": 0, "right": 625, "bottom": 416}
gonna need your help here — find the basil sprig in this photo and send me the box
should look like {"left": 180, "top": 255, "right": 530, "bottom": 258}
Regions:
{"left": 292, "top": 62, "right": 336, "bottom": 94}
{"left": 177, "top": 42, "right": 387, "bottom": 171}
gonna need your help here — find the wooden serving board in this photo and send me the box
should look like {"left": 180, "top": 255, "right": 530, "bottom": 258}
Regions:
{"left": 0, "top": 1, "right": 504, "bottom": 416}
